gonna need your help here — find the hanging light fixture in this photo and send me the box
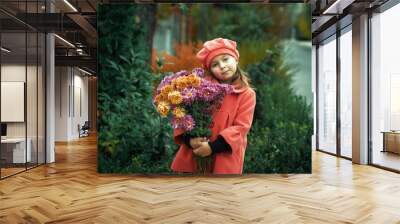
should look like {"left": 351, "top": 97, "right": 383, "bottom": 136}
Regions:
{"left": 63, "top": 0, "right": 78, "bottom": 12}
{"left": 1, "top": 47, "right": 11, "bottom": 53}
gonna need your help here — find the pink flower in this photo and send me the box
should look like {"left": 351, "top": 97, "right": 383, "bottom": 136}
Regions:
{"left": 181, "top": 87, "right": 197, "bottom": 104}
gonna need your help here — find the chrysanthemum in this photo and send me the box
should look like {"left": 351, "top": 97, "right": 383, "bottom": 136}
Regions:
{"left": 161, "top": 84, "right": 173, "bottom": 96}
{"left": 186, "top": 74, "right": 201, "bottom": 87}
{"left": 171, "top": 117, "right": 183, "bottom": 129}
{"left": 168, "top": 91, "right": 183, "bottom": 105}
{"left": 182, "top": 115, "right": 195, "bottom": 131}
{"left": 172, "top": 107, "right": 186, "bottom": 118}
{"left": 192, "top": 68, "right": 205, "bottom": 78}
{"left": 156, "top": 101, "right": 170, "bottom": 117}
{"left": 175, "top": 77, "right": 188, "bottom": 90}
{"left": 181, "top": 88, "right": 197, "bottom": 104}
{"left": 153, "top": 94, "right": 164, "bottom": 104}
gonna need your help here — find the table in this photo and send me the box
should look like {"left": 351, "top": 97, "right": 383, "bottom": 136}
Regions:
{"left": 1, "top": 138, "right": 32, "bottom": 163}
{"left": 381, "top": 131, "right": 400, "bottom": 154}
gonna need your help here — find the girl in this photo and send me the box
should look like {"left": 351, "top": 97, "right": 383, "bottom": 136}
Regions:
{"left": 171, "top": 38, "right": 256, "bottom": 174}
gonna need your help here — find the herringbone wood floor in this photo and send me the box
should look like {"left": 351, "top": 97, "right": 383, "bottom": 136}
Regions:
{"left": 1, "top": 135, "right": 400, "bottom": 224}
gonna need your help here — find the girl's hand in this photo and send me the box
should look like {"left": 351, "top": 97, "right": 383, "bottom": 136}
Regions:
{"left": 193, "top": 142, "right": 212, "bottom": 157}
{"left": 190, "top": 137, "right": 207, "bottom": 149}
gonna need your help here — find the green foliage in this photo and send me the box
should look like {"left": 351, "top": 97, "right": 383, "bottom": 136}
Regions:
{"left": 184, "top": 101, "right": 212, "bottom": 138}
{"left": 244, "top": 44, "right": 312, "bottom": 173}
{"left": 208, "top": 4, "right": 273, "bottom": 43}
{"left": 97, "top": 4, "right": 175, "bottom": 173}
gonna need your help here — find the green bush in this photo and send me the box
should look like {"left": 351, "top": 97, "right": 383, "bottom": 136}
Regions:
{"left": 97, "top": 4, "right": 175, "bottom": 173}
{"left": 244, "top": 45, "right": 312, "bottom": 173}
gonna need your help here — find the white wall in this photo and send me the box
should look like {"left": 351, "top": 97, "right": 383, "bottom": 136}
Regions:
{"left": 55, "top": 67, "right": 89, "bottom": 141}
{"left": 1, "top": 65, "right": 42, "bottom": 136}
{"left": 55, "top": 66, "right": 69, "bottom": 141}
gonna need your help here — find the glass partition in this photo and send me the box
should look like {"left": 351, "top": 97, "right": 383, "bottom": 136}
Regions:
{"left": 317, "top": 35, "right": 337, "bottom": 154}
{"left": 371, "top": 3, "right": 400, "bottom": 171}
{"left": 339, "top": 28, "right": 352, "bottom": 158}
{"left": 0, "top": 1, "right": 46, "bottom": 179}
{"left": 1, "top": 31, "right": 28, "bottom": 178}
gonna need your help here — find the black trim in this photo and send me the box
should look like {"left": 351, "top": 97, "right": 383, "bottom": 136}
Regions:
{"left": 36, "top": 8, "right": 39, "bottom": 167}
{"left": 367, "top": 11, "right": 373, "bottom": 165}
{"left": 44, "top": 34, "right": 47, "bottom": 165}
{"left": 73, "top": 68, "right": 75, "bottom": 118}
{"left": 313, "top": 15, "right": 353, "bottom": 45}
{"left": 0, "top": 8, "right": 38, "bottom": 32}
{"left": 0, "top": 163, "right": 46, "bottom": 179}
{"left": 316, "top": 149, "right": 337, "bottom": 157}
{"left": 60, "top": 67, "right": 62, "bottom": 117}
{"left": 316, "top": 44, "right": 319, "bottom": 151}
{"left": 25, "top": 3, "right": 28, "bottom": 171}
{"left": 373, "top": 0, "right": 400, "bottom": 13}
{"left": 69, "top": 84, "right": 71, "bottom": 117}
{"left": 44, "top": 0, "right": 48, "bottom": 165}
{"left": 336, "top": 28, "right": 341, "bottom": 157}
{"left": 370, "top": 164, "right": 400, "bottom": 174}
{"left": 317, "top": 149, "right": 352, "bottom": 161}
{"left": 209, "top": 135, "right": 232, "bottom": 154}
{"left": 340, "top": 155, "right": 352, "bottom": 161}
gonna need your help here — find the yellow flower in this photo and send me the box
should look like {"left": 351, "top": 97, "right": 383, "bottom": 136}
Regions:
{"left": 175, "top": 77, "right": 188, "bottom": 90}
{"left": 168, "top": 91, "right": 183, "bottom": 105}
{"left": 191, "top": 77, "right": 201, "bottom": 87}
{"left": 161, "top": 85, "right": 173, "bottom": 96}
{"left": 187, "top": 73, "right": 197, "bottom": 80}
{"left": 172, "top": 107, "right": 186, "bottom": 118}
{"left": 154, "top": 94, "right": 164, "bottom": 104}
{"left": 171, "top": 79, "right": 178, "bottom": 89}
{"left": 156, "top": 101, "right": 170, "bottom": 117}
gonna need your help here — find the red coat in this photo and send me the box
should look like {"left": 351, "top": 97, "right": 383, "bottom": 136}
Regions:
{"left": 170, "top": 76, "right": 256, "bottom": 174}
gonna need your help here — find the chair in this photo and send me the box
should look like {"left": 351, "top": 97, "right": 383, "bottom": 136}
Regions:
{"left": 78, "top": 121, "right": 90, "bottom": 138}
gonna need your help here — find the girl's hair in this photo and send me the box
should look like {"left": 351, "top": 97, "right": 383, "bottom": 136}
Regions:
{"left": 236, "top": 67, "right": 253, "bottom": 89}
{"left": 208, "top": 66, "right": 253, "bottom": 89}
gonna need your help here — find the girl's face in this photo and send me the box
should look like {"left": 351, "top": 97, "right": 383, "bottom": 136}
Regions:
{"left": 209, "top": 54, "right": 238, "bottom": 82}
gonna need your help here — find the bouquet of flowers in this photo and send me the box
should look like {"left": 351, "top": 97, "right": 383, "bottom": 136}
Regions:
{"left": 153, "top": 68, "right": 233, "bottom": 173}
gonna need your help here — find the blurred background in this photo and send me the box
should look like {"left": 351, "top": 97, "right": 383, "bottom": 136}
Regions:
{"left": 151, "top": 3, "right": 312, "bottom": 104}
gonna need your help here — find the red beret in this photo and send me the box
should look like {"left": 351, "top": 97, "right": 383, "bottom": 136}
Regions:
{"left": 196, "top": 38, "right": 240, "bottom": 69}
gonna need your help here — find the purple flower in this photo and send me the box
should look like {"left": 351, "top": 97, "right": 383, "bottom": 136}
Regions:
{"left": 157, "top": 75, "right": 173, "bottom": 93}
{"left": 171, "top": 115, "right": 195, "bottom": 131}
{"left": 191, "top": 68, "right": 205, "bottom": 78}
{"left": 171, "top": 117, "right": 181, "bottom": 129}
{"left": 182, "top": 115, "right": 195, "bottom": 131}
{"left": 181, "top": 87, "right": 197, "bottom": 105}
{"left": 196, "top": 81, "right": 226, "bottom": 101}
{"left": 176, "top": 70, "right": 189, "bottom": 77}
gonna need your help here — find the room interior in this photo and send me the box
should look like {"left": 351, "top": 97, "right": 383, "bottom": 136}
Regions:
{"left": 0, "top": 0, "right": 399, "bottom": 222}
